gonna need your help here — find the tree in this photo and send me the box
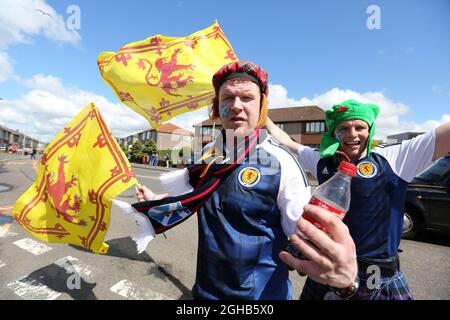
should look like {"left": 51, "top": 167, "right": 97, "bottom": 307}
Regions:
{"left": 371, "top": 139, "right": 384, "bottom": 148}
{"left": 129, "top": 140, "right": 144, "bottom": 163}
{"left": 143, "top": 139, "right": 157, "bottom": 155}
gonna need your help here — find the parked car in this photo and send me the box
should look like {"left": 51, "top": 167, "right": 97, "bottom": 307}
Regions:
{"left": 403, "top": 155, "right": 450, "bottom": 239}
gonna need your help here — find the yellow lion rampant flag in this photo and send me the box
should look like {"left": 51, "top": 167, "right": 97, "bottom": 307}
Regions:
{"left": 97, "top": 21, "right": 237, "bottom": 128}
{"left": 12, "top": 103, "right": 137, "bottom": 254}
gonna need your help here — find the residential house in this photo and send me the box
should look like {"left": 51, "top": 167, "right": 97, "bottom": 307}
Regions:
{"left": 118, "top": 122, "right": 194, "bottom": 151}
{"left": 193, "top": 106, "right": 326, "bottom": 151}
{"left": 0, "top": 124, "right": 41, "bottom": 151}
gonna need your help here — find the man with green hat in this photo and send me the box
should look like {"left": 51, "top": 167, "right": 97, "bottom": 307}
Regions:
{"left": 319, "top": 100, "right": 379, "bottom": 162}
{"left": 269, "top": 99, "right": 450, "bottom": 299}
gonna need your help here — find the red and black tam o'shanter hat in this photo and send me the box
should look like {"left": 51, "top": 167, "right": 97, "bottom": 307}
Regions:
{"left": 132, "top": 128, "right": 265, "bottom": 235}
{"left": 212, "top": 60, "right": 269, "bottom": 96}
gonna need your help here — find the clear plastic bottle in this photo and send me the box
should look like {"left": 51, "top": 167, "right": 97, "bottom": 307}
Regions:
{"left": 284, "top": 161, "right": 357, "bottom": 259}
{"left": 303, "top": 161, "right": 357, "bottom": 232}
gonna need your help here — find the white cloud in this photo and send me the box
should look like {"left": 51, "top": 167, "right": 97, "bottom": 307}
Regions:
{"left": 22, "top": 73, "right": 68, "bottom": 94}
{"left": 268, "top": 84, "right": 303, "bottom": 108}
{"left": 0, "top": 0, "right": 81, "bottom": 48}
{"left": 268, "top": 84, "right": 449, "bottom": 140}
{"left": 295, "top": 87, "right": 410, "bottom": 118}
{"left": 0, "top": 51, "right": 14, "bottom": 81}
{"left": 170, "top": 107, "right": 208, "bottom": 133}
{"left": 0, "top": 75, "right": 149, "bottom": 142}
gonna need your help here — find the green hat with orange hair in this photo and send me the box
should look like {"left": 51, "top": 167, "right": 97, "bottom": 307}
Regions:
{"left": 319, "top": 99, "right": 380, "bottom": 158}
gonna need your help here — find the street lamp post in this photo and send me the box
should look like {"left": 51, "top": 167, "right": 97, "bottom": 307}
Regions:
{"left": 22, "top": 112, "right": 37, "bottom": 156}
{"left": 22, "top": 132, "right": 26, "bottom": 156}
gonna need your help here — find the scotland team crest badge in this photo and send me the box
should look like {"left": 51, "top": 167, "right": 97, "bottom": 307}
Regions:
{"left": 238, "top": 167, "right": 261, "bottom": 187}
{"left": 357, "top": 161, "right": 378, "bottom": 178}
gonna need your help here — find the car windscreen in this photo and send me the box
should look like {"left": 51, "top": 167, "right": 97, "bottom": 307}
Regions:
{"left": 415, "top": 156, "right": 450, "bottom": 183}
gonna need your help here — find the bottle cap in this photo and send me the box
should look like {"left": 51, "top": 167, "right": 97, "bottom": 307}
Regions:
{"left": 338, "top": 161, "right": 357, "bottom": 177}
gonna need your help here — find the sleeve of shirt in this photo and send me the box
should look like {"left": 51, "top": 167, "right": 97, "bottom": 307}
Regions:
{"left": 297, "top": 145, "right": 321, "bottom": 179}
{"left": 374, "top": 130, "right": 436, "bottom": 182}
{"left": 262, "top": 140, "right": 312, "bottom": 237}
{"left": 277, "top": 156, "right": 311, "bottom": 237}
{"left": 159, "top": 168, "right": 194, "bottom": 196}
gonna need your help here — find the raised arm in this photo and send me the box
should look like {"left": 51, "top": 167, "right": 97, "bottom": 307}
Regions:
{"left": 266, "top": 117, "right": 302, "bottom": 154}
{"left": 433, "top": 121, "right": 450, "bottom": 160}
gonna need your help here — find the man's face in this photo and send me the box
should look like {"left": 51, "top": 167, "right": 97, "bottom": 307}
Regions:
{"left": 218, "top": 80, "right": 261, "bottom": 138}
{"left": 334, "top": 119, "right": 370, "bottom": 162}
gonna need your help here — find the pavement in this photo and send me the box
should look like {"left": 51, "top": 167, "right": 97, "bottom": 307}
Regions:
{"left": 0, "top": 152, "right": 30, "bottom": 163}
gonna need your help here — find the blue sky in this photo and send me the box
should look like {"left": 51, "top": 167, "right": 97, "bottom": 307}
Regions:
{"left": 0, "top": 0, "right": 449, "bottom": 142}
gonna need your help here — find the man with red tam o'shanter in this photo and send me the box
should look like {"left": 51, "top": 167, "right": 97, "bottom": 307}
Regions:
{"left": 135, "top": 60, "right": 358, "bottom": 300}
{"left": 268, "top": 100, "right": 450, "bottom": 300}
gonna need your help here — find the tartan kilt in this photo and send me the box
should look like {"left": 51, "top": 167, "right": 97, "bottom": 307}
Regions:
{"left": 300, "top": 271, "right": 414, "bottom": 300}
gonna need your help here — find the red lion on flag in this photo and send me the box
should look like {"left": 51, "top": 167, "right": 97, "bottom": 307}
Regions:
{"left": 145, "top": 48, "right": 194, "bottom": 96}
{"left": 45, "top": 155, "right": 85, "bottom": 226}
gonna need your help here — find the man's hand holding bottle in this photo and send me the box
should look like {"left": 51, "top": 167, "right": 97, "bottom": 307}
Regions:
{"left": 279, "top": 204, "right": 357, "bottom": 289}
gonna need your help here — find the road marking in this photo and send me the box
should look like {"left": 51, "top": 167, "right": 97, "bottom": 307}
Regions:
{"left": 0, "top": 223, "right": 17, "bottom": 238}
{"left": 110, "top": 279, "right": 170, "bottom": 300}
{"left": 13, "top": 238, "right": 52, "bottom": 255}
{"left": 6, "top": 161, "right": 27, "bottom": 166}
{"left": 7, "top": 276, "right": 61, "bottom": 300}
{"left": 0, "top": 260, "right": 6, "bottom": 268}
{"left": 55, "top": 256, "right": 98, "bottom": 280}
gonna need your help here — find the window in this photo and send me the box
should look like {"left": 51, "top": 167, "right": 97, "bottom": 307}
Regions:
{"left": 202, "top": 126, "right": 211, "bottom": 135}
{"left": 305, "top": 121, "right": 325, "bottom": 133}
{"left": 276, "top": 123, "right": 284, "bottom": 130}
